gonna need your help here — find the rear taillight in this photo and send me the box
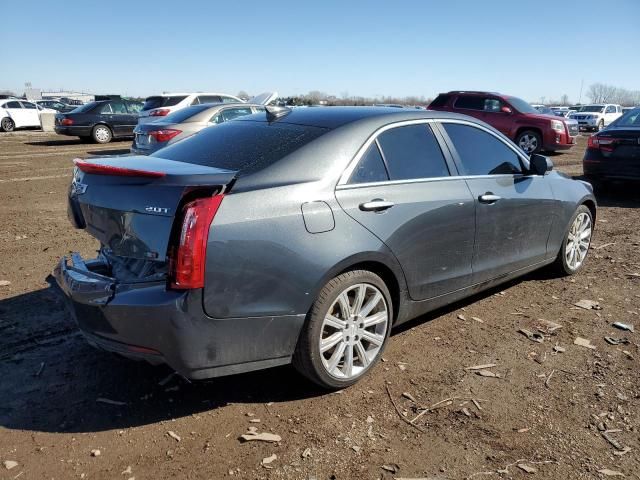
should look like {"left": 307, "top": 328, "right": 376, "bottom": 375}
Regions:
{"left": 170, "top": 195, "right": 224, "bottom": 290}
{"left": 587, "top": 135, "right": 598, "bottom": 148}
{"left": 588, "top": 136, "right": 621, "bottom": 152}
{"left": 149, "top": 129, "right": 181, "bottom": 142}
{"left": 73, "top": 159, "right": 166, "bottom": 178}
{"left": 150, "top": 109, "right": 170, "bottom": 117}
{"left": 61, "top": 118, "right": 74, "bottom": 126}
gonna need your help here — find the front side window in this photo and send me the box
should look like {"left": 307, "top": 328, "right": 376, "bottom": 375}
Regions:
{"left": 21, "top": 102, "right": 36, "bottom": 109}
{"left": 377, "top": 124, "right": 450, "bottom": 180}
{"left": 348, "top": 143, "right": 389, "bottom": 184}
{"left": 484, "top": 99, "right": 502, "bottom": 112}
{"left": 443, "top": 123, "right": 523, "bottom": 175}
{"left": 605, "top": 106, "right": 616, "bottom": 113}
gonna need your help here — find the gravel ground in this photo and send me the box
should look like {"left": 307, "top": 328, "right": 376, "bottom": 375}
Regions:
{"left": 0, "top": 132, "right": 638, "bottom": 479}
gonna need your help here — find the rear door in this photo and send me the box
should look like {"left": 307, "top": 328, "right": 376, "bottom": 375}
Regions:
{"left": 5, "top": 101, "right": 29, "bottom": 127}
{"left": 108, "top": 101, "right": 135, "bottom": 135}
{"left": 20, "top": 102, "right": 42, "bottom": 127}
{"left": 336, "top": 121, "right": 476, "bottom": 300}
{"left": 438, "top": 121, "right": 556, "bottom": 283}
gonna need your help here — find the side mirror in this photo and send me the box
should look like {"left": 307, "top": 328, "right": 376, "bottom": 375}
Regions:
{"left": 500, "top": 106, "right": 512, "bottom": 114}
{"left": 529, "top": 153, "right": 553, "bottom": 175}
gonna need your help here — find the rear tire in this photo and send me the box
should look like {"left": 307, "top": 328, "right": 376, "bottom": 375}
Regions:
{"left": 516, "top": 130, "right": 542, "bottom": 154}
{"left": 1, "top": 117, "right": 15, "bottom": 132}
{"left": 597, "top": 120, "right": 604, "bottom": 131}
{"left": 92, "top": 124, "right": 112, "bottom": 144}
{"left": 293, "top": 270, "right": 392, "bottom": 390}
{"left": 552, "top": 205, "right": 593, "bottom": 276}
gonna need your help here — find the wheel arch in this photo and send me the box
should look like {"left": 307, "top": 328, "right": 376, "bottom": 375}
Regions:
{"left": 310, "top": 252, "right": 407, "bottom": 325}
{"left": 581, "top": 198, "right": 597, "bottom": 222}
{"left": 515, "top": 126, "right": 543, "bottom": 141}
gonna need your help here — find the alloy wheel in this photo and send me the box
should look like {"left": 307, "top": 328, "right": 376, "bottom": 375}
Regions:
{"left": 565, "top": 212, "right": 592, "bottom": 270}
{"left": 319, "top": 283, "right": 388, "bottom": 379}
{"left": 1, "top": 118, "right": 14, "bottom": 132}
{"left": 518, "top": 134, "right": 538, "bottom": 154}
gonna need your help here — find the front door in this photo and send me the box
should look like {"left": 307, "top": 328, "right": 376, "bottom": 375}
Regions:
{"left": 5, "top": 101, "right": 29, "bottom": 127}
{"left": 439, "top": 121, "right": 556, "bottom": 283}
{"left": 336, "top": 122, "right": 476, "bottom": 300}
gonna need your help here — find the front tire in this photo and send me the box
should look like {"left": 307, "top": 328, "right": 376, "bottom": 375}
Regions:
{"left": 516, "top": 130, "right": 542, "bottom": 154}
{"left": 1, "top": 117, "right": 15, "bottom": 132}
{"left": 597, "top": 120, "right": 604, "bottom": 131}
{"left": 92, "top": 124, "right": 112, "bottom": 144}
{"left": 552, "top": 205, "right": 593, "bottom": 275}
{"left": 293, "top": 270, "right": 392, "bottom": 389}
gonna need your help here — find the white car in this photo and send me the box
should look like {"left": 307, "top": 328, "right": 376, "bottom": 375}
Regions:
{"left": 0, "top": 100, "right": 56, "bottom": 132}
{"left": 137, "top": 92, "right": 243, "bottom": 124}
{"left": 569, "top": 104, "right": 623, "bottom": 131}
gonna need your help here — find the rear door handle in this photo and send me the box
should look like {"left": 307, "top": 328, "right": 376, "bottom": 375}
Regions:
{"left": 359, "top": 200, "right": 395, "bottom": 212}
{"left": 478, "top": 193, "right": 501, "bottom": 204}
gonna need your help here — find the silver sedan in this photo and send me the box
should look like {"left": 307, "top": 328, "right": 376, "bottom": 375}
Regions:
{"left": 130, "top": 103, "right": 265, "bottom": 155}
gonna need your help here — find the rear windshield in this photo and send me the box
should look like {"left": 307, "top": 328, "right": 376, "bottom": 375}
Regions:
{"left": 152, "top": 120, "right": 328, "bottom": 175}
{"left": 142, "top": 95, "right": 188, "bottom": 111}
{"left": 161, "top": 105, "right": 213, "bottom": 123}
{"left": 70, "top": 102, "right": 98, "bottom": 113}
{"left": 429, "top": 94, "right": 450, "bottom": 108}
{"left": 612, "top": 108, "right": 640, "bottom": 126}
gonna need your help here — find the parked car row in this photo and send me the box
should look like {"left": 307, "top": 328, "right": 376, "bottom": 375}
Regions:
{"left": 568, "top": 104, "right": 624, "bottom": 132}
{"left": 0, "top": 99, "right": 56, "bottom": 132}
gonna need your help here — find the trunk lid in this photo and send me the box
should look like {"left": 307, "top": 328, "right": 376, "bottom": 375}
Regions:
{"left": 69, "top": 156, "right": 237, "bottom": 264}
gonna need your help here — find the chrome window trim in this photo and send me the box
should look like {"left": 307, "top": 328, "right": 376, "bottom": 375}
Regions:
{"left": 338, "top": 118, "right": 530, "bottom": 188}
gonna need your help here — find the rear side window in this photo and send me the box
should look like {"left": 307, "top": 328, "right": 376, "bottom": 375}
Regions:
{"left": 99, "top": 103, "right": 113, "bottom": 114}
{"left": 453, "top": 96, "right": 485, "bottom": 110}
{"left": 376, "top": 124, "right": 449, "bottom": 180}
{"left": 443, "top": 123, "right": 523, "bottom": 175}
{"left": 142, "top": 95, "right": 187, "bottom": 111}
{"left": 221, "top": 107, "right": 253, "bottom": 122}
{"left": 110, "top": 101, "right": 127, "bottom": 114}
{"left": 348, "top": 143, "right": 389, "bottom": 184}
{"left": 162, "top": 105, "right": 212, "bottom": 123}
{"left": 153, "top": 121, "right": 328, "bottom": 176}
{"left": 222, "top": 96, "right": 240, "bottom": 103}
{"left": 126, "top": 102, "right": 142, "bottom": 114}
{"left": 6, "top": 101, "right": 22, "bottom": 108}
{"left": 429, "top": 94, "right": 451, "bottom": 108}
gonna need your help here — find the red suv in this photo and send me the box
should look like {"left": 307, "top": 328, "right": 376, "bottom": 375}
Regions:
{"left": 429, "top": 91, "right": 578, "bottom": 154}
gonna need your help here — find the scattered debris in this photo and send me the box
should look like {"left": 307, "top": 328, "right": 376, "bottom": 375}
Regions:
{"left": 535, "top": 319, "right": 562, "bottom": 334}
{"left": 167, "top": 431, "right": 181, "bottom": 442}
{"left": 601, "top": 432, "right": 626, "bottom": 451}
{"left": 612, "top": 322, "right": 634, "bottom": 332}
{"left": 0, "top": 280, "right": 10, "bottom": 287}
{"left": 3, "top": 461, "right": 18, "bottom": 470}
{"left": 351, "top": 445, "right": 361, "bottom": 453}
{"left": 240, "top": 429, "right": 282, "bottom": 443}
{"left": 476, "top": 369, "right": 501, "bottom": 378}
{"left": 472, "top": 399, "right": 482, "bottom": 411}
{"left": 626, "top": 272, "right": 640, "bottom": 279}
{"left": 301, "top": 448, "right": 312, "bottom": 459}
{"left": 461, "top": 407, "right": 471, "bottom": 417}
{"left": 366, "top": 415, "right": 374, "bottom": 423}
{"left": 96, "top": 397, "right": 127, "bottom": 406}
{"left": 574, "top": 299, "right": 602, "bottom": 310}
{"left": 517, "top": 463, "right": 538, "bottom": 474}
{"left": 465, "top": 363, "right": 498, "bottom": 371}
{"left": 553, "top": 345, "right": 566, "bottom": 353}
{"left": 622, "top": 351, "right": 633, "bottom": 360}
{"left": 597, "top": 469, "right": 624, "bottom": 477}
{"left": 519, "top": 328, "right": 544, "bottom": 343}
{"left": 249, "top": 418, "right": 261, "bottom": 423}
{"left": 90, "top": 449, "right": 101, "bottom": 457}
{"left": 613, "top": 447, "right": 632, "bottom": 457}
{"left": 402, "top": 392, "right": 417, "bottom": 403}
{"left": 517, "top": 428, "right": 530, "bottom": 433}
{"left": 545, "top": 369, "right": 555, "bottom": 388}
{"left": 471, "top": 316, "right": 484, "bottom": 323}
{"left": 385, "top": 385, "right": 425, "bottom": 432}
{"left": 381, "top": 463, "right": 400, "bottom": 474}
{"left": 457, "top": 314, "right": 467, "bottom": 321}
{"left": 574, "top": 337, "right": 596, "bottom": 350}
{"left": 261, "top": 454, "right": 277, "bottom": 466}
{"left": 122, "top": 466, "right": 132, "bottom": 475}
{"left": 594, "top": 242, "right": 616, "bottom": 250}
{"left": 604, "top": 337, "right": 630, "bottom": 346}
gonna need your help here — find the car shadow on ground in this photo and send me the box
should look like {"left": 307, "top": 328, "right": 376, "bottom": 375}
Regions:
{"left": 25, "top": 138, "right": 131, "bottom": 148}
{"left": 0, "top": 279, "right": 325, "bottom": 435}
{"left": 573, "top": 175, "right": 640, "bottom": 208}
{"left": 86, "top": 148, "right": 132, "bottom": 156}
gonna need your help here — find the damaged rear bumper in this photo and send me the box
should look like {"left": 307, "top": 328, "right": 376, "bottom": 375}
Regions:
{"left": 53, "top": 253, "right": 305, "bottom": 379}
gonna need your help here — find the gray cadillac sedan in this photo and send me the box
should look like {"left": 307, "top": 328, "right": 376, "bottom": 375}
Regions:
{"left": 55, "top": 107, "right": 596, "bottom": 389}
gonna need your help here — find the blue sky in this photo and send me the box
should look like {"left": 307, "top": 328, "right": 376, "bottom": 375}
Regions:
{"left": 2, "top": 0, "right": 638, "bottom": 102}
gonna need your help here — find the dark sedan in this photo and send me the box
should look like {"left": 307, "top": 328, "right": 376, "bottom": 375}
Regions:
{"left": 584, "top": 107, "right": 640, "bottom": 185}
{"left": 55, "top": 99, "right": 143, "bottom": 143}
{"left": 55, "top": 107, "right": 596, "bottom": 389}
{"left": 36, "top": 100, "right": 76, "bottom": 113}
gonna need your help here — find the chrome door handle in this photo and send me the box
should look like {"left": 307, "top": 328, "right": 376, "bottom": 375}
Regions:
{"left": 478, "top": 193, "right": 501, "bottom": 204}
{"left": 359, "top": 200, "right": 395, "bottom": 212}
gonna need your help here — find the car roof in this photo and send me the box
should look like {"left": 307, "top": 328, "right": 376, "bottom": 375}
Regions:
{"left": 237, "top": 106, "right": 479, "bottom": 130}
{"left": 148, "top": 92, "right": 240, "bottom": 98}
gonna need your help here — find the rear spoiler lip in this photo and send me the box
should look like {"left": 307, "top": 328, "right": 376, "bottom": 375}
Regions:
{"left": 73, "top": 156, "right": 238, "bottom": 188}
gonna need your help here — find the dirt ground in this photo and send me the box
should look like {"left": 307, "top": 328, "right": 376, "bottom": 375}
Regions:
{"left": 0, "top": 131, "right": 638, "bottom": 480}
